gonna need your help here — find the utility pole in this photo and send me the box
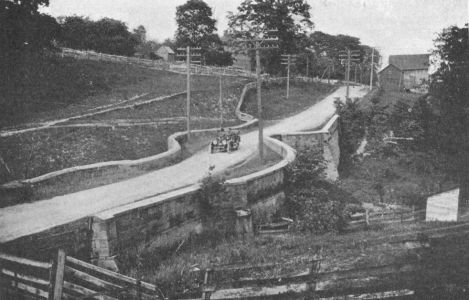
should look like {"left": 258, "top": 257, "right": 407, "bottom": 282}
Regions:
{"left": 236, "top": 31, "right": 278, "bottom": 161}
{"left": 305, "top": 47, "right": 315, "bottom": 78}
{"left": 339, "top": 49, "right": 361, "bottom": 99}
{"left": 370, "top": 48, "right": 375, "bottom": 90}
{"left": 219, "top": 74, "right": 223, "bottom": 128}
{"left": 255, "top": 44, "right": 264, "bottom": 160}
{"left": 281, "top": 54, "right": 297, "bottom": 99}
{"left": 176, "top": 47, "right": 201, "bottom": 141}
{"left": 354, "top": 63, "right": 358, "bottom": 83}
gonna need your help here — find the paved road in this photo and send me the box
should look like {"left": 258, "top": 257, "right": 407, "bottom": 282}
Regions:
{"left": 0, "top": 86, "right": 368, "bottom": 243}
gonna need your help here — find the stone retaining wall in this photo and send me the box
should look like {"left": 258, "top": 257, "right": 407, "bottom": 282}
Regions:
{"left": 278, "top": 115, "right": 340, "bottom": 180}
{"left": 89, "top": 136, "right": 295, "bottom": 270}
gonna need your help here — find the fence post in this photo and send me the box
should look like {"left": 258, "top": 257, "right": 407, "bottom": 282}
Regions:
{"left": 48, "top": 258, "right": 56, "bottom": 300}
{"left": 365, "top": 210, "right": 370, "bottom": 227}
{"left": 52, "top": 249, "right": 66, "bottom": 300}
{"left": 201, "top": 268, "right": 212, "bottom": 300}
{"left": 136, "top": 278, "right": 141, "bottom": 300}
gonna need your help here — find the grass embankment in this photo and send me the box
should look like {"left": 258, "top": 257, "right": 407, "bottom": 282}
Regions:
{"left": 339, "top": 90, "right": 458, "bottom": 207}
{"left": 241, "top": 81, "right": 336, "bottom": 120}
{"left": 77, "top": 77, "right": 249, "bottom": 123}
{"left": 0, "top": 124, "right": 185, "bottom": 181}
{"left": 1, "top": 57, "right": 183, "bottom": 128}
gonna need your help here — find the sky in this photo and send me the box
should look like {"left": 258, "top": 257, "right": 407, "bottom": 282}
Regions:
{"left": 40, "top": 0, "right": 468, "bottom": 65}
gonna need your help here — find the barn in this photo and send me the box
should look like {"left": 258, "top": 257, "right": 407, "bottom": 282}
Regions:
{"left": 156, "top": 46, "right": 175, "bottom": 62}
{"left": 378, "top": 54, "right": 430, "bottom": 91}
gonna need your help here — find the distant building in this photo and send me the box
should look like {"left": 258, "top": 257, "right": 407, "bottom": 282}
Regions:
{"left": 156, "top": 46, "right": 175, "bottom": 62}
{"left": 378, "top": 54, "right": 430, "bottom": 91}
{"left": 232, "top": 52, "right": 252, "bottom": 71}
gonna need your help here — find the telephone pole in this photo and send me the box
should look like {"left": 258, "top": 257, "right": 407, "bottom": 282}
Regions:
{"left": 219, "top": 74, "right": 223, "bottom": 128}
{"left": 236, "top": 31, "right": 278, "bottom": 161}
{"left": 305, "top": 47, "right": 315, "bottom": 78}
{"left": 176, "top": 47, "right": 201, "bottom": 141}
{"left": 354, "top": 64, "right": 358, "bottom": 83}
{"left": 281, "top": 54, "right": 297, "bottom": 99}
{"left": 339, "top": 49, "right": 361, "bottom": 98}
{"left": 370, "top": 48, "right": 375, "bottom": 90}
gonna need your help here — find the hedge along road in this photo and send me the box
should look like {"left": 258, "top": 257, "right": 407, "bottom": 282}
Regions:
{"left": 0, "top": 85, "right": 368, "bottom": 243}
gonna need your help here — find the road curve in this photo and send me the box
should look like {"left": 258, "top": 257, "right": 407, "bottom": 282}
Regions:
{"left": 0, "top": 85, "right": 368, "bottom": 243}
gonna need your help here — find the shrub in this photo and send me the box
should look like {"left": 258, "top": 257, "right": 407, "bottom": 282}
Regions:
{"left": 284, "top": 147, "right": 347, "bottom": 233}
{"left": 335, "top": 98, "right": 367, "bottom": 174}
{"left": 197, "top": 170, "right": 226, "bottom": 217}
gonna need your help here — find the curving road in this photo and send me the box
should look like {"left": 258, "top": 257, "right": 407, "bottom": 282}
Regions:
{"left": 0, "top": 85, "right": 368, "bottom": 243}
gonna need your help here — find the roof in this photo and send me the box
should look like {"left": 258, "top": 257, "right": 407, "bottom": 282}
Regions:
{"left": 388, "top": 54, "right": 430, "bottom": 71}
{"left": 378, "top": 63, "right": 401, "bottom": 74}
{"left": 156, "top": 46, "right": 175, "bottom": 54}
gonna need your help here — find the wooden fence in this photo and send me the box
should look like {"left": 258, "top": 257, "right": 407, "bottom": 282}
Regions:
{"left": 190, "top": 252, "right": 323, "bottom": 300}
{"left": 60, "top": 48, "right": 256, "bottom": 78}
{"left": 0, "top": 250, "right": 163, "bottom": 300}
{"left": 347, "top": 208, "right": 426, "bottom": 231}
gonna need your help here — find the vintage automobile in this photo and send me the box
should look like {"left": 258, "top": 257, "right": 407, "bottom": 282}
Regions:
{"left": 210, "top": 128, "right": 241, "bottom": 153}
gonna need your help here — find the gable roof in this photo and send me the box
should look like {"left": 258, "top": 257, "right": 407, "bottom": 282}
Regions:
{"left": 388, "top": 54, "right": 430, "bottom": 71}
{"left": 378, "top": 63, "right": 401, "bottom": 74}
{"left": 156, "top": 46, "right": 175, "bottom": 54}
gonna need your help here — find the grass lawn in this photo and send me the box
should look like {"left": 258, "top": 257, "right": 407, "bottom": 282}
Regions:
{"left": 241, "top": 81, "right": 336, "bottom": 120}
{"left": 78, "top": 78, "right": 249, "bottom": 123}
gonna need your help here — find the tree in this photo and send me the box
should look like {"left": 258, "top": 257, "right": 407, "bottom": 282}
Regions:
{"left": 174, "top": 0, "right": 232, "bottom": 66}
{"left": 133, "top": 25, "right": 147, "bottom": 44}
{"left": 227, "top": 0, "right": 313, "bottom": 74}
{"left": 175, "top": 0, "right": 217, "bottom": 47}
{"left": 303, "top": 31, "right": 381, "bottom": 81}
{"left": 0, "top": 0, "right": 60, "bottom": 114}
{"left": 430, "top": 25, "right": 469, "bottom": 213}
{"left": 58, "top": 16, "right": 139, "bottom": 56}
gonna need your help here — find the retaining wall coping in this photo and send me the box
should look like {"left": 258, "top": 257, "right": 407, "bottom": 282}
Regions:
{"left": 279, "top": 114, "right": 339, "bottom": 137}
{"left": 225, "top": 137, "right": 296, "bottom": 185}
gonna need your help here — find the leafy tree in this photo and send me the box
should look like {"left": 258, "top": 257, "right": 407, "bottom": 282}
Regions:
{"left": 227, "top": 0, "right": 313, "bottom": 74}
{"left": 58, "top": 16, "right": 138, "bottom": 56}
{"left": 175, "top": 0, "right": 217, "bottom": 47}
{"left": 133, "top": 25, "right": 147, "bottom": 44}
{"left": 175, "top": 0, "right": 232, "bottom": 66}
{"left": 0, "top": 0, "right": 60, "bottom": 118}
{"left": 302, "top": 31, "right": 381, "bottom": 81}
{"left": 430, "top": 25, "right": 469, "bottom": 211}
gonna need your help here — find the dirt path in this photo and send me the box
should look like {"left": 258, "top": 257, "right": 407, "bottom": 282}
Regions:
{"left": 0, "top": 86, "right": 368, "bottom": 243}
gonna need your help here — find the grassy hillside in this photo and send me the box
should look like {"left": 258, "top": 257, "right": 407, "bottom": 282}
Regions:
{"left": 241, "top": 81, "right": 336, "bottom": 120}
{"left": 0, "top": 56, "right": 245, "bottom": 128}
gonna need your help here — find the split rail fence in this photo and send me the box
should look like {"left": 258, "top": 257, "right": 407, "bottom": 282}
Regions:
{"left": 347, "top": 208, "right": 427, "bottom": 231}
{"left": 0, "top": 250, "right": 162, "bottom": 300}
